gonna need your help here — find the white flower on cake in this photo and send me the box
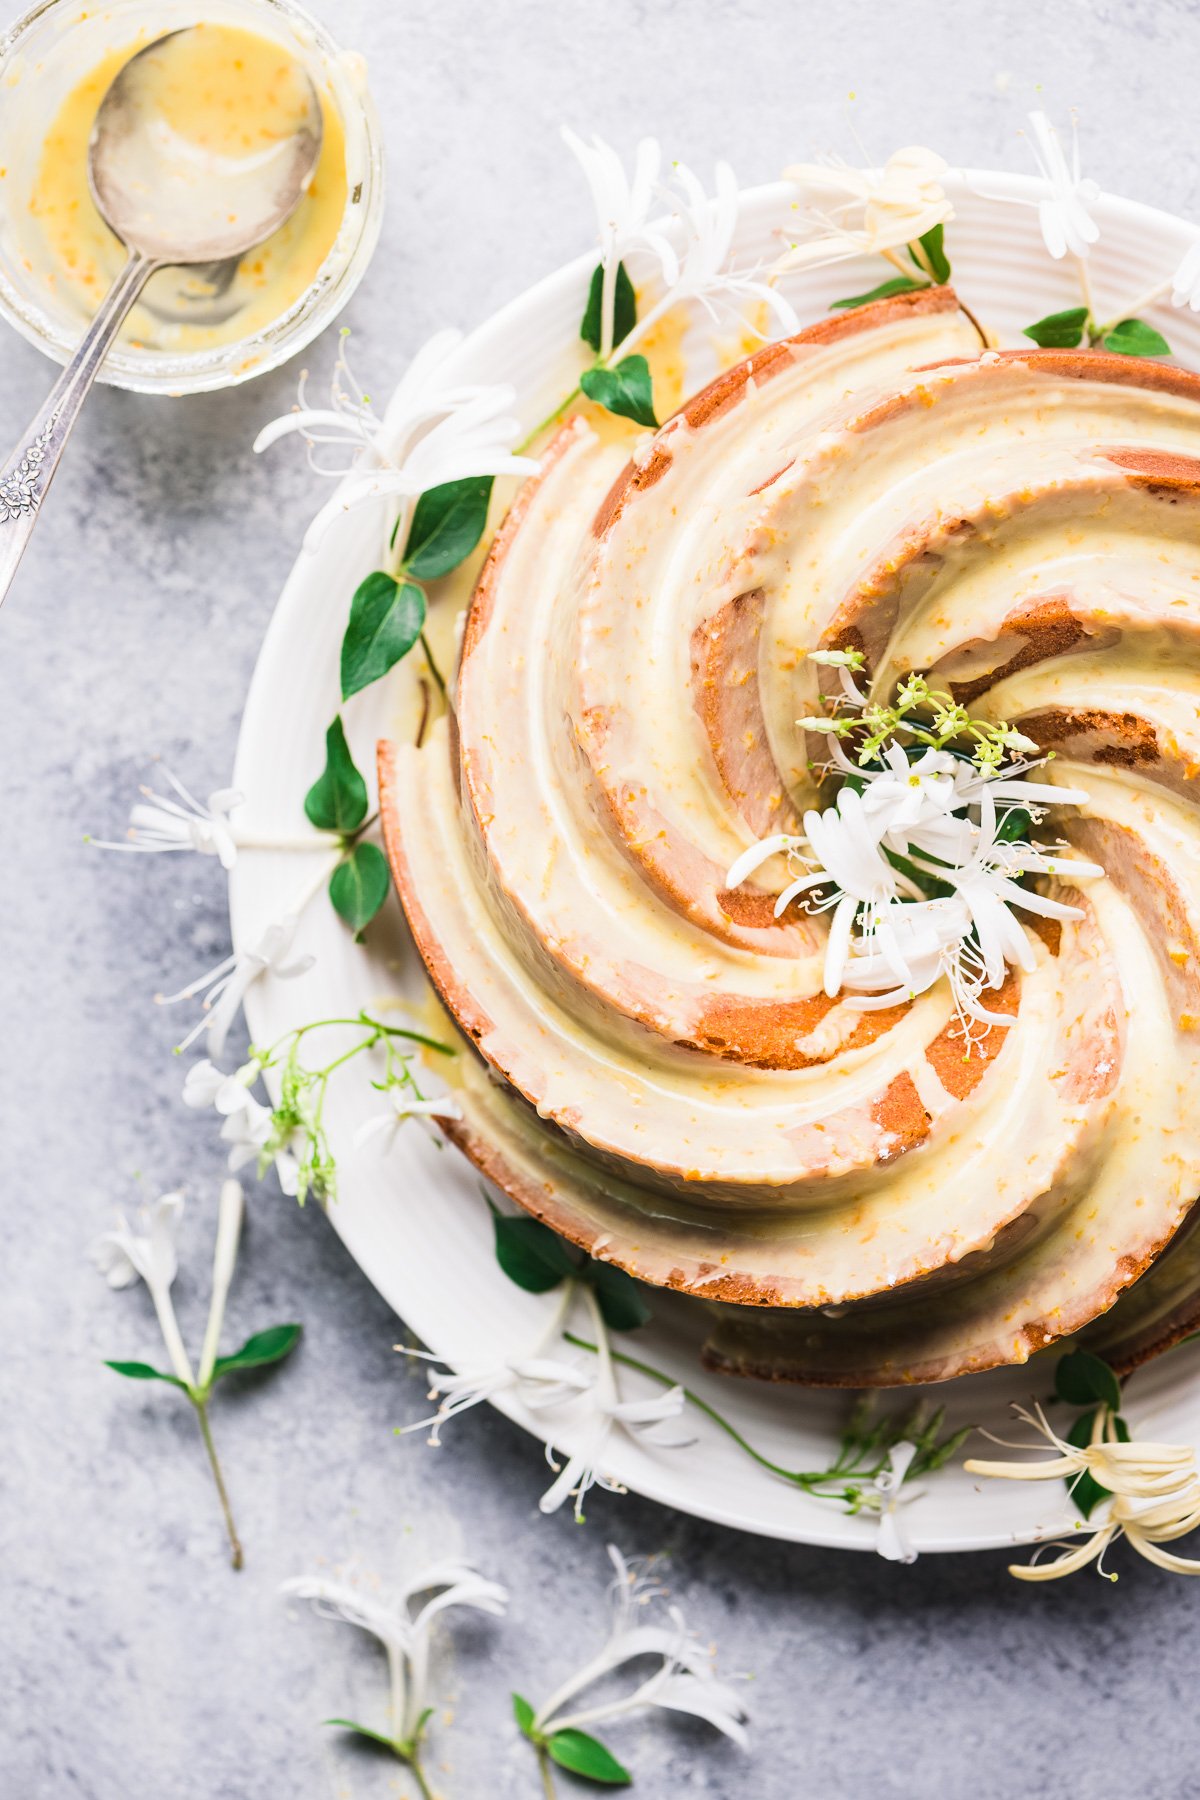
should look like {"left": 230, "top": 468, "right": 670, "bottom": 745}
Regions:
{"left": 778, "top": 146, "right": 953, "bottom": 271}
{"left": 725, "top": 658, "right": 1104, "bottom": 1033}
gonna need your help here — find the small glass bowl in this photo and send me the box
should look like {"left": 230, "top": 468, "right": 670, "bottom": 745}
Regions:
{"left": 0, "top": 0, "right": 383, "bottom": 393}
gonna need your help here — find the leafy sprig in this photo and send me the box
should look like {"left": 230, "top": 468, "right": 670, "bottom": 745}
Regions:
{"left": 802, "top": 666, "right": 1039, "bottom": 773}
{"left": 1022, "top": 305, "right": 1171, "bottom": 357}
{"left": 514, "top": 1694, "right": 632, "bottom": 1790}
{"left": 247, "top": 1013, "right": 454, "bottom": 1206}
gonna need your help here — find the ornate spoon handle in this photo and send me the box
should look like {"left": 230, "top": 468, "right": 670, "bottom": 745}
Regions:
{"left": 0, "top": 249, "right": 159, "bottom": 608}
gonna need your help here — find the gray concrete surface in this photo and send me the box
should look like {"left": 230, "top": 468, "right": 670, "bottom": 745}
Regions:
{"left": 4, "top": 2, "right": 1200, "bottom": 1795}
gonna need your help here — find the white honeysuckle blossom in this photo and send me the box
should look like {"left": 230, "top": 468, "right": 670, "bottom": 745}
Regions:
{"left": 777, "top": 145, "right": 953, "bottom": 273}
{"left": 563, "top": 127, "right": 680, "bottom": 360}
{"left": 726, "top": 675, "right": 1104, "bottom": 1031}
{"left": 354, "top": 1087, "right": 463, "bottom": 1153}
{"left": 1171, "top": 238, "right": 1200, "bottom": 311}
{"left": 872, "top": 1441, "right": 922, "bottom": 1564}
{"left": 282, "top": 1562, "right": 508, "bottom": 1749}
{"left": 89, "top": 769, "right": 242, "bottom": 870}
{"left": 253, "top": 327, "right": 540, "bottom": 552}
{"left": 197, "top": 1179, "right": 245, "bottom": 1389}
{"left": 158, "top": 914, "right": 314, "bottom": 1059}
{"left": 220, "top": 1096, "right": 302, "bottom": 1197}
{"left": 539, "top": 1289, "right": 691, "bottom": 1522}
{"left": 974, "top": 110, "right": 1100, "bottom": 263}
{"left": 89, "top": 1190, "right": 194, "bottom": 1387}
{"left": 532, "top": 1545, "right": 749, "bottom": 1748}
{"left": 398, "top": 1282, "right": 584, "bottom": 1445}
{"left": 182, "top": 1056, "right": 261, "bottom": 1117}
{"left": 965, "top": 1404, "right": 1200, "bottom": 1581}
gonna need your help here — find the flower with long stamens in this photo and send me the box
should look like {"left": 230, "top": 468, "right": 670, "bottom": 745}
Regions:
{"left": 254, "top": 328, "right": 540, "bottom": 551}
{"left": 158, "top": 914, "right": 315, "bottom": 1059}
{"left": 90, "top": 1190, "right": 194, "bottom": 1386}
{"left": 965, "top": 1402, "right": 1200, "bottom": 1581}
{"left": 974, "top": 111, "right": 1100, "bottom": 262}
{"left": 538, "top": 1289, "right": 690, "bottom": 1522}
{"left": 777, "top": 146, "right": 953, "bottom": 273}
{"left": 398, "top": 1283, "right": 586, "bottom": 1446}
{"left": 282, "top": 1560, "right": 508, "bottom": 1776}
{"left": 530, "top": 1545, "right": 748, "bottom": 1748}
{"left": 89, "top": 769, "right": 242, "bottom": 869}
{"left": 563, "top": 129, "right": 679, "bottom": 360}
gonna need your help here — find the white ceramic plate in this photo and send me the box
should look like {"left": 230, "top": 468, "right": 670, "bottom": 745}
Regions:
{"left": 230, "top": 170, "right": 1200, "bottom": 1552}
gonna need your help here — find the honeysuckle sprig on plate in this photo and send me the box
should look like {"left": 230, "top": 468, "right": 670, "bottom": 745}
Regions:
{"left": 282, "top": 1558, "right": 508, "bottom": 1799}
{"left": 565, "top": 1334, "right": 965, "bottom": 1560}
{"left": 549, "top": 129, "right": 799, "bottom": 440}
{"left": 397, "top": 1203, "right": 684, "bottom": 1522}
{"left": 725, "top": 654, "right": 1104, "bottom": 1038}
{"left": 965, "top": 1349, "right": 1200, "bottom": 1581}
{"left": 513, "top": 1545, "right": 748, "bottom": 1792}
{"left": 185, "top": 1010, "right": 456, "bottom": 1205}
{"left": 90, "top": 1180, "right": 301, "bottom": 1568}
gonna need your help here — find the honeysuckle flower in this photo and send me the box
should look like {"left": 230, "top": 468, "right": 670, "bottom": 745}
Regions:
{"left": 282, "top": 1560, "right": 508, "bottom": 1769}
{"left": 158, "top": 915, "right": 314, "bottom": 1059}
{"left": 1022, "top": 111, "right": 1100, "bottom": 261}
{"left": 777, "top": 146, "right": 953, "bottom": 273}
{"left": 615, "top": 158, "right": 798, "bottom": 360}
{"left": 89, "top": 769, "right": 241, "bottom": 869}
{"left": 563, "top": 128, "right": 679, "bottom": 360}
{"left": 965, "top": 1403, "right": 1200, "bottom": 1581}
{"left": 91, "top": 1189, "right": 194, "bottom": 1386}
{"left": 182, "top": 1057, "right": 260, "bottom": 1117}
{"left": 95, "top": 1175, "right": 299, "bottom": 1568}
{"left": 1171, "top": 238, "right": 1200, "bottom": 311}
{"left": 539, "top": 1289, "right": 690, "bottom": 1522}
{"left": 354, "top": 1087, "right": 463, "bottom": 1153}
{"left": 398, "top": 1283, "right": 589, "bottom": 1445}
{"left": 254, "top": 328, "right": 540, "bottom": 551}
{"left": 871, "top": 1440, "right": 922, "bottom": 1563}
{"left": 531, "top": 1545, "right": 748, "bottom": 1747}
{"left": 219, "top": 1096, "right": 302, "bottom": 1196}
{"left": 197, "top": 1179, "right": 244, "bottom": 1389}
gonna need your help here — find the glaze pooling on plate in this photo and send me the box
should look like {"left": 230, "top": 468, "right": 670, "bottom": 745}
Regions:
{"left": 379, "top": 289, "right": 1200, "bottom": 1387}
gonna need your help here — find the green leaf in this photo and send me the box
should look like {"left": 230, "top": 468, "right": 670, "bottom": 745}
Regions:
{"left": 1055, "top": 1349, "right": 1122, "bottom": 1412}
{"left": 580, "top": 355, "right": 658, "bottom": 429}
{"left": 493, "top": 1211, "right": 578, "bottom": 1293}
{"left": 324, "top": 1718, "right": 400, "bottom": 1754}
{"left": 1102, "top": 316, "right": 1172, "bottom": 358}
{"left": 340, "top": 572, "right": 426, "bottom": 701}
{"left": 911, "top": 223, "right": 951, "bottom": 283}
{"left": 104, "top": 1359, "right": 187, "bottom": 1390}
{"left": 831, "top": 274, "right": 924, "bottom": 310}
{"left": 305, "top": 716, "right": 368, "bottom": 834}
{"left": 548, "top": 1730, "right": 632, "bottom": 1786}
{"left": 996, "top": 805, "right": 1032, "bottom": 843}
{"left": 210, "top": 1323, "right": 302, "bottom": 1382}
{"left": 1021, "top": 306, "right": 1090, "bottom": 349}
{"left": 329, "top": 842, "right": 391, "bottom": 937}
{"left": 588, "top": 1261, "right": 652, "bottom": 1332}
{"left": 403, "top": 475, "right": 495, "bottom": 580}
{"left": 512, "top": 1693, "right": 537, "bottom": 1740}
{"left": 581, "top": 261, "right": 637, "bottom": 353}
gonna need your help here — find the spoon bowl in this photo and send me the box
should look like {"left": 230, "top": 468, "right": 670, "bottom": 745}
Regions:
{"left": 89, "top": 27, "right": 323, "bottom": 266}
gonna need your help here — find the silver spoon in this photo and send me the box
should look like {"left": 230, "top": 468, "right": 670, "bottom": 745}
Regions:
{"left": 0, "top": 28, "right": 323, "bottom": 607}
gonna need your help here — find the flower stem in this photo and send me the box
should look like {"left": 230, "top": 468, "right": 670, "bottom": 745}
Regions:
{"left": 405, "top": 1751, "right": 436, "bottom": 1800}
{"left": 419, "top": 630, "right": 447, "bottom": 699}
{"left": 537, "top": 1745, "right": 558, "bottom": 1800}
{"left": 192, "top": 1397, "right": 244, "bottom": 1570}
{"left": 517, "top": 384, "right": 582, "bottom": 455}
